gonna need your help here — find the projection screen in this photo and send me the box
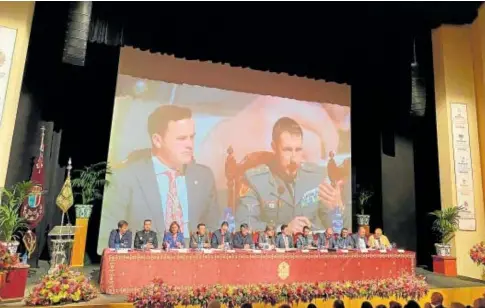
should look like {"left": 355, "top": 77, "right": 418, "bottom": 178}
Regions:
{"left": 97, "top": 47, "right": 351, "bottom": 253}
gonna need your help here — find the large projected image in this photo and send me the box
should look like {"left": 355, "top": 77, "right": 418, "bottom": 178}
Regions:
{"left": 97, "top": 69, "right": 351, "bottom": 254}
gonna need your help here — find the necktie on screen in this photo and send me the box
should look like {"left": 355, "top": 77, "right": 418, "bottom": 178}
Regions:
{"left": 165, "top": 169, "right": 183, "bottom": 232}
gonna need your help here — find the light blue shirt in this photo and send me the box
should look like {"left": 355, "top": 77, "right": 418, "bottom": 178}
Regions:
{"left": 152, "top": 157, "right": 189, "bottom": 238}
{"left": 358, "top": 237, "right": 366, "bottom": 249}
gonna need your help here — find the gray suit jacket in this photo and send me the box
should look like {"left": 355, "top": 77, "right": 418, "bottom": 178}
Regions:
{"left": 275, "top": 234, "right": 294, "bottom": 249}
{"left": 210, "top": 229, "right": 232, "bottom": 248}
{"left": 317, "top": 233, "right": 337, "bottom": 249}
{"left": 98, "top": 156, "right": 219, "bottom": 253}
{"left": 236, "top": 162, "right": 347, "bottom": 231}
{"left": 350, "top": 234, "right": 368, "bottom": 249}
{"left": 257, "top": 232, "right": 276, "bottom": 247}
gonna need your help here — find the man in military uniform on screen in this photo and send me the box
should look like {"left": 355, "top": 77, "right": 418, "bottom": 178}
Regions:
{"left": 236, "top": 117, "right": 346, "bottom": 234}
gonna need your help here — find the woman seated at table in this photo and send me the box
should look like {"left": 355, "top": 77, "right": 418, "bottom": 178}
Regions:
{"left": 163, "top": 221, "right": 185, "bottom": 249}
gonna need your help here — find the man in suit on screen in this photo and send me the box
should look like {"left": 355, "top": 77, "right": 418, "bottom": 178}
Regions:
{"left": 99, "top": 105, "right": 219, "bottom": 252}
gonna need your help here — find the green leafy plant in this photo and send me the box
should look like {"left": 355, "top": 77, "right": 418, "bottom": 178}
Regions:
{"left": 429, "top": 206, "right": 463, "bottom": 245}
{"left": 357, "top": 188, "right": 374, "bottom": 215}
{"left": 0, "top": 181, "right": 32, "bottom": 242}
{"left": 71, "top": 162, "right": 111, "bottom": 205}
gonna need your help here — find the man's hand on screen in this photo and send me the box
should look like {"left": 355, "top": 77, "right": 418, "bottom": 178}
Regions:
{"left": 288, "top": 216, "right": 311, "bottom": 234}
{"left": 318, "top": 180, "right": 343, "bottom": 211}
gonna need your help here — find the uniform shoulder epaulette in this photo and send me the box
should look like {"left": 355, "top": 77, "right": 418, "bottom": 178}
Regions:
{"left": 300, "top": 162, "right": 323, "bottom": 173}
{"left": 245, "top": 164, "right": 270, "bottom": 177}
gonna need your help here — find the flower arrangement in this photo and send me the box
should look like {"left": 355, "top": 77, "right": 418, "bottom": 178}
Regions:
{"left": 128, "top": 274, "right": 428, "bottom": 308}
{"left": 24, "top": 264, "right": 98, "bottom": 306}
{"left": 470, "top": 242, "right": 485, "bottom": 266}
{"left": 0, "top": 243, "right": 19, "bottom": 270}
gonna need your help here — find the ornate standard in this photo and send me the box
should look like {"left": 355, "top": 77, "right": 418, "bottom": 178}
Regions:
{"left": 48, "top": 158, "right": 77, "bottom": 271}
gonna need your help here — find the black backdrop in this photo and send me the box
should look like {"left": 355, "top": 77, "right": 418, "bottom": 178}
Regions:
{"left": 5, "top": 2, "right": 481, "bottom": 267}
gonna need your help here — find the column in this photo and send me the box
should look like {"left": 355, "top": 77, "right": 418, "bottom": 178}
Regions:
{"left": 432, "top": 14, "right": 485, "bottom": 279}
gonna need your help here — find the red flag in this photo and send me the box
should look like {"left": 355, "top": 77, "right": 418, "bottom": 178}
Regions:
{"left": 21, "top": 126, "right": 46, "bottom": 229}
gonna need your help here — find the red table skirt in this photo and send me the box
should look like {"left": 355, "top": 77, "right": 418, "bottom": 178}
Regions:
{"left": 100, "top": 249, "right": 416, "bottom": 295}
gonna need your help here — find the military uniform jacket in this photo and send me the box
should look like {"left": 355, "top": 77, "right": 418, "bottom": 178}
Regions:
{"left": 134, "top": 230, "right": 159, "bottom": 249}
{"left": 236, "top": 162, "right": 332, "bottom": 231}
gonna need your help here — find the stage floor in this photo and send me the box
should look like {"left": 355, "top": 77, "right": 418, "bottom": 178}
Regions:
{"left": 3, "top": 261, "right": 484, "bottom": 307}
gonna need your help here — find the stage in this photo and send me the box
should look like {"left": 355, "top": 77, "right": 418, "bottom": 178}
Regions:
{"left": 3, "top": 261, "right": 484, "bottom": 307}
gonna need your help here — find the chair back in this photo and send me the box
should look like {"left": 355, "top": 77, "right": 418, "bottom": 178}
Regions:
{"left": 225, "top": 146, "right": 274, "bottom": 213}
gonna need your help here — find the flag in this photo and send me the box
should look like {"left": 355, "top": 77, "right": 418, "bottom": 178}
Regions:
{"left": 56, "top": 174, "right": 74, "bottom": 213}
{"left": 21, "top": 126, "right": 46, "bottom": 229}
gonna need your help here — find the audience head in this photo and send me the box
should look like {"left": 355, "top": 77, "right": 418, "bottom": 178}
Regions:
{"left": 326, "top": 227, "right": 334, "bottom": 238}
{"left": 361, "top": 301, "right": 373, "bottom": 308}
{"left": 118, "top": 220, "right": 128, "bottom": 234}
{"left": 389, "top": 301, "right": 402, "bottom": 308}
{"left": 474, "top": 298, "right": 485, "bottom": 308}
{"left": 431, "top": 292, "right": 444, "bottom": 306}
{"left": 265, "top": 225, "right": 275, "bottom": 237}
{"left": 374, "top": 228, "right": 383, "bottom": 238}
{"left": 241, "top": 304, "right": 253, "bottom": 308}
{"left": 358, "top": 226, "right": 366, "bottom": 237}
{"left": 303, "top": 226, "right": 310, "bottom": 236}
{"left": 221, "top": 221, "right": 229, "bottom": 233}
{"left": 143, "top": 219, "right": 152, "bottom": 232}
{"left": 281, "top": 224, "right": 289, "bottom": 235}
{"left": 208, "top": 300, "right": 221, "bottom": 308}
{"left": 451, "top": 303, "right": 465, "bottom": 308}
{"left": 376, "top": 305, "right": 386, "bottom": 308}
{"left": 308, "top": 304, "right": 317, "bottom": 308}
{"left": 341, "top": 228, "right": 349, "bottom": 238}
{"left": 405, "top": 300, "right": 420, "bottom": 308}
{"left": 279, "top": 305, "right": 291, "bottom": 308}
{"left": 169, "top": 221, "right": 180, "bottom": 234}
{"left": 240, "top": 223, "right": 250, "bottom": 236}
{"left": 333, "top": 299, "right": 345, "bottom": 308}
{"left": 197, "top": 223, "right": 206, "bottom": 235}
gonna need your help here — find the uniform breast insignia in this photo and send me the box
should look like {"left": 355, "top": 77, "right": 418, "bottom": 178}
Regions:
{"left": 246, "top": 165, "right": 270, "bottom": 177}
{"left": 277, "top": 261, "right": 290, "bottom": 280}
{"left": 300, "top": 187, "right": 319, "bottom": 207}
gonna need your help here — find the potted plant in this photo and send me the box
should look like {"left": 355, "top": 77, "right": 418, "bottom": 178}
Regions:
{"left": 71, "top": 162, "right": 111, "bottom": 220}
{"left": 429, "top": 206, "right": 462, "bottom": 256}
{"left": 0, "top": 181, "right": 32, "bottom": 254}
{"left": 356, "top": 188, "right": 373, "bottom": 227}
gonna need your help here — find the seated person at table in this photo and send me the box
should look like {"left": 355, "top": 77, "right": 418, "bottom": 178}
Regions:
{"left": 317, "top": 227, "right": 337, "bottom": 249}
{"left": 134, "top": 219, "right": 158, "bottom": 249}
{"left": 351, "top": 226, "right": 368, "bottom": 249}
{"left": 336, "top": 228, "right": 353, "bottom": 249}
{"left": 190, "top": 223, "right": 211, "bottom": 248}
{"left": 163, "top": 221, "right": 185, "bottom": 249}
{"left": 108, "top": 220, "right": 132, "bottom": 249}
{"left": 211, "top": 221, "right": 232, "bottom": 249}
{"left": 258, "top": 225, "right": 276, "bottom": 249}
{"left": 233, "top": 223, "right": 254, "bottom": 249}
{"left": 368, "top": 227, "right": 391, "bottom": 249}
{"left": 296, "top": 226, "right": 314, "bottom": 249}
{"left": 276, "top": 224, "right": 294, "bottom": 249}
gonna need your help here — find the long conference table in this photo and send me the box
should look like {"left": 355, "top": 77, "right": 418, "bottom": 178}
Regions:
{"left": 99, "top": 248, "right": 416, "bottom": 295}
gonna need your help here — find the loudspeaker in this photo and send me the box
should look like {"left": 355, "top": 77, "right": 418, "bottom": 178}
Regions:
{"left": 62, "top": 1, "right": 92, "bottom": 66}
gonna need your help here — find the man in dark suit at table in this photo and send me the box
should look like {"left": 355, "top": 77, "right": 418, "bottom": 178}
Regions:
{"left": 351, "top": 226, "right": 368, "bottom": 249}
{"left": 108, "top": 220, "right": 133, "bottom": 249}
{"left": 211, "top": 221, "right": 232, "bottom": 249}
{"left": 232, "top": 223, "right": 254, "bottom": 249}
{"left": 275, "top": 224, "right": 294, "bottom": 249}
{"left": 99, "top": 105, "right": 220, "bottom": 253}
{"left": 134, "top": 219, "right": 158, "bottom": 249}
{"left": 317, "top": 227, "right": 337, "bottom": 249}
